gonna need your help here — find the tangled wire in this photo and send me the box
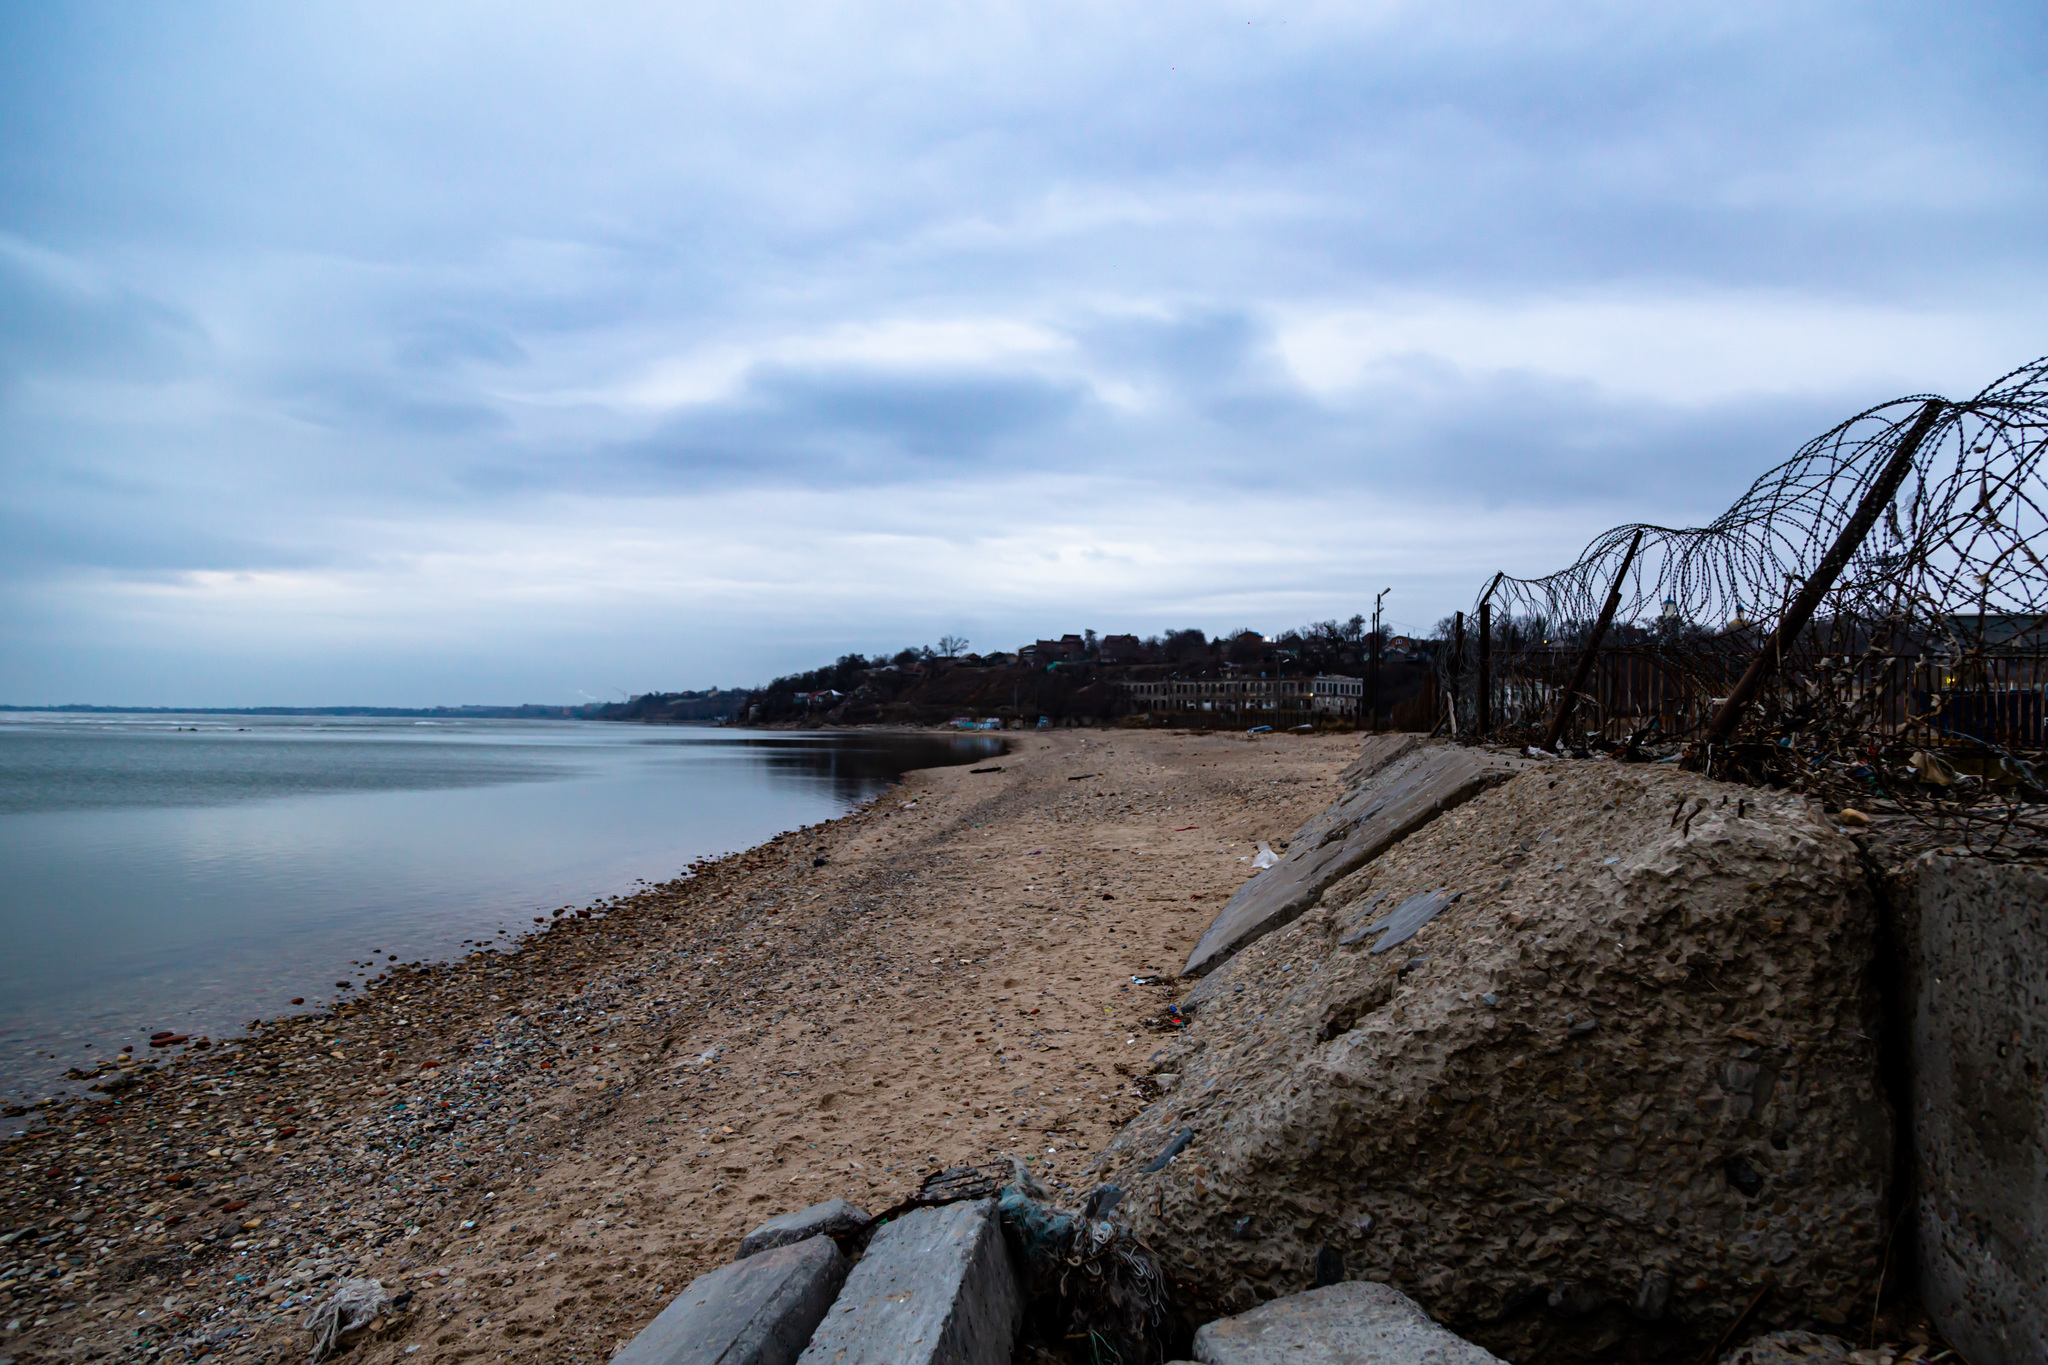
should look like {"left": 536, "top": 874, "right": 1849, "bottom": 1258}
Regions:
{"left": 1440, "top": 354, "right": 2048, "bottom": 853}
{"left": 1056, "top": 1214, "right": 1168, "bottom": 1365}
{"left": 1000, "top": 1185, "right": 1169, "bottom": 1364}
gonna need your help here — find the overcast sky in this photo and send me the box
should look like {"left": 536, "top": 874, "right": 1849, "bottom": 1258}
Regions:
{"left": 2, "top": 2, "right": 2043, "bottom": 705}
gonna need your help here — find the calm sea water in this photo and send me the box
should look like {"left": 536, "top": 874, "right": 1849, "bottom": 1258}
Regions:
{"left": 0, "top": 714, "right": 1001, "bottom": 1099}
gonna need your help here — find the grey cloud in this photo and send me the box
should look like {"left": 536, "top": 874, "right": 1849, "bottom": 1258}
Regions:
{"left": 607, "top": 364, "right": 1090, "bottom": 487}
{"left": 0, "top": 505, "right": 326, "bottom": 578}
{"left": 274, "top": 371, "right": 511, "bottom": 439}
{"left": 1304, "top": 362, "right": 1849, "bottom": 513}
{"left": 0, "top": 236, "right": 205, "bottom": 385}
{"left": 393, "top": 319, "right": 530, "bottom": 370}
{"left": 1, "top": 2, "right": 2042, "bottom": 702}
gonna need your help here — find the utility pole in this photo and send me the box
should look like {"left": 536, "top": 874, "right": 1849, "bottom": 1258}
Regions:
{"left": 1368, "top": 589, "right": 1389, "bottom": 732}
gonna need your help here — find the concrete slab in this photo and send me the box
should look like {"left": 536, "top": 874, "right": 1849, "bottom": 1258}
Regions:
{"left": 614, "top": 1235, "right": 847, "bottom": 1365}
{"left": 1183, "top": 746, "right": 1526, "bottom": 978}
{"left": 739, "top": 1198, "right": 872, "bottom": 1258}
{"left": 796, "top": 1198, "right": 1022, "bottom": 1365}
{"left": 1191, "top": 1282, "right": 1503, "bottom": 1365}
{"left": 1897, "top": 855, "right": 2048, "bottom": 1365}
{"left": 1335, "top": 733, "right": 1429, "bottom": 791}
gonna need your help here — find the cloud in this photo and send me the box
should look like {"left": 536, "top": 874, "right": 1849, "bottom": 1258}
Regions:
{"left": 612, "top": 363, "right": 1090, "bottom": 486}
{"left": 1, "top": 0, "right": 2044, "bottom": 702}
{"left": 274, "top": 370, "right": 511, "bottom": 438}
{"left": 393, "top": 318, "right": 530, "bottom": 370}
{"left": 0, "top": 235, "right": 205, "bottom": 387}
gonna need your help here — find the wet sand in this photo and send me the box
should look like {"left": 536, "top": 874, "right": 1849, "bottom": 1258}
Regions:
{"left": 0, "top": 727, "right": 1359, "bottom": 1364}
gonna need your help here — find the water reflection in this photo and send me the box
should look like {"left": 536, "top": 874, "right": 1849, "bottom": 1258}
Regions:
{"left": 0, "top": 717, "right": 1003, "bottom": 1096}
{"left": 665, "top": 732, "right": 1006, "bottom": 803}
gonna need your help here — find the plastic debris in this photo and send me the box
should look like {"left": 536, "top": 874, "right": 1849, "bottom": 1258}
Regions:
{"left": 302, "top": 1276, "right": 390, "bottom": 1361}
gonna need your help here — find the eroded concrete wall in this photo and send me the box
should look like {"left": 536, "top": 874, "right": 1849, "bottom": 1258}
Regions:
{"left": 1899, "top": 855, "right": 2048, "bottom": 1365}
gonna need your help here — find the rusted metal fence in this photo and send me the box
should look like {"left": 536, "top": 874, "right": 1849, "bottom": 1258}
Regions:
{"left": 1472, "top": 642, "right": 2048, "bottom": 753}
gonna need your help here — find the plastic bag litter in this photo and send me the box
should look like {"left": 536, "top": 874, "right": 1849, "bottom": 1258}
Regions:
{"left": 1250, "top": 841, "right": 1278, "bottom": 870}
{"left": 302, "top": 1276, "right": 390, "bottom": 1361}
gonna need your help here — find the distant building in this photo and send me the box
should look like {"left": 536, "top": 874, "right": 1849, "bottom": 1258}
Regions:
{"left": 1119, "top": 676, "right": 1314, "bottom": 715}
{"left": 1031, "top": 636, "right": 1087, "bottom": 662}
{"left": 1311, "top": 675, "right": 1364, "bottom": 715}
{"left": 1099, "top": 634, "right": 1147, "bottom": 663}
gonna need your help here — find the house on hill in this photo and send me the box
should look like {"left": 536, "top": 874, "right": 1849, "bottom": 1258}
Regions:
{"left": 1031, "top": 635, "right": 1087, "bottom": 662}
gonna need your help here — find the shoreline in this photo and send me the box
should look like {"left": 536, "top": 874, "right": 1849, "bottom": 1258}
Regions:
{"left": 0, "top": 726, "right": 1360, "bottom": 1364}
{"left": 0, "top": 721, "right": 1004, "bottom": 1105}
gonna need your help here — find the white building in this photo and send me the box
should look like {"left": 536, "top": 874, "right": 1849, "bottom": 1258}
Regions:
{"left": 1118, "top": 676, "right": 1313, "bottom": 715}
{"left": 1310, "top": 675, "right": 1364, "bottom": 715}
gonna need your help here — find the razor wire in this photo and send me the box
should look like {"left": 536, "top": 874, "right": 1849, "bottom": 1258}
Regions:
{"left": 1437, "top": 354, "right": 2048, "bottom": 850}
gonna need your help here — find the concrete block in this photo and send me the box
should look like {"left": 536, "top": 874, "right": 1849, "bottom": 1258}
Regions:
{"left": 1191, "top": 1282, "right": 1503, "bottom": 1365}
{"left": 796, "top": 1198, "right": 1022, "bottom": 1365}
{"left": 1897, "top": 855, "right": 2048, "bottom": 1365}
{"left": 739, "top": 1198, "right": 872, "bottom": 1258}
{"left": 614, "top": 1235, "right": 846, "bottom": 1365}
{"left": 1183, "top": 746, "right": 1525, "bottom": 978}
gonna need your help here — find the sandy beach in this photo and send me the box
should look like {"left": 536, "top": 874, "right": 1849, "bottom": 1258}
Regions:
{"left": 0, "top": 727, "right": 1361, "bottom": 1365}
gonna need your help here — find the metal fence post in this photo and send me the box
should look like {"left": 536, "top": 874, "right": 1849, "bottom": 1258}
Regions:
{"left": 1451, "top": 610, "right": 1465, "bottom": 737}
{"left": 1707, "top": 399, "right": 1945, "bottom": 743}
{"left": 1477, "top": 602, "right": 1492, "bottom": 739}
{"left": 1543, "top": 528, "right": 1644, "bottom": 752}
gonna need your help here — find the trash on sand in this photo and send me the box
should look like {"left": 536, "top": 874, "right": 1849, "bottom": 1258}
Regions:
{"left": 1143, "top": 1127, "right": 1195, "bottom": 1173}
{"left": 1250, "top": 841, "right": 1278, "bottom": 870}
{"left": 303, "top": 1277, "right": 391, "bottom": 1361}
